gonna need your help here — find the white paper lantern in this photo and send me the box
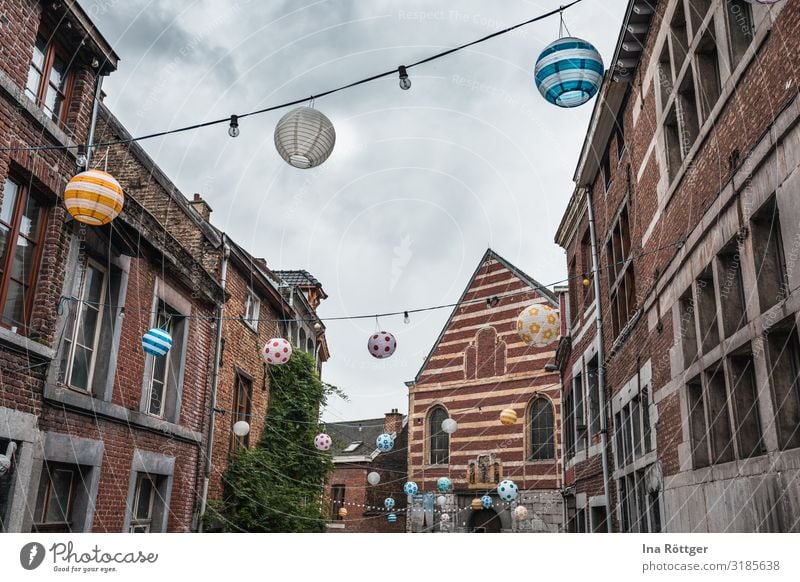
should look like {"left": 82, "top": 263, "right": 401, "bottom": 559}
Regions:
{"left": 367, "top": 472, "right": 381, "bottom": 486}
{"left": 516, "top": 303, "right": 561, "bottom": 347}
{"left": 274, "top": 106, "right": 336, "bottom": 169}
{"left": 514, "top": 505, "right": 529, "bottom": 520}
{"left": 367, "top": 331, "right": 397, "bottom": 359}
{"left": 497, "top": 479, "right": 519, "bottom": 502}
{"left": 233, "top": 421, "right": 250, "bottom": 437}
{"left": 262, "top": 338, "right": 292, "bottom": 364}
{"left": 437, "top": 495, "right": 447, "bottom": 507}
{"left": 441, "top": 418, "right": 458, "bottom": 434}
{"left": 314, "top": 433, "right": 332, "bottom": 451}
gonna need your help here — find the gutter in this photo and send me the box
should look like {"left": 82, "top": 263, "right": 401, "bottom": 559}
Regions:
{"left": 586, "top": 188, "right": 613, "bottom": 532}
{"left": 198, "top": 235, "right": 230, "bottom": 531}
{"left": 85, "top": 74, "right": 104, "bottom": 167}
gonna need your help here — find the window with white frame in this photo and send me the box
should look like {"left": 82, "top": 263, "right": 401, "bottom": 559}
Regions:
{"left": 145, "top": 300, "right": 184, "bottom": 418}
{"left": 59, "top": 261, "right": 107, "bottom": 392}
{"left": 129, "top": 473, "right": 157, "bottom": 533}
{"left": 243, "top": 291, "right": 260, "bottom": 331}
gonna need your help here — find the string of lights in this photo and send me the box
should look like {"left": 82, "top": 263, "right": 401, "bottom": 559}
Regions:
{"left": 0, "top": 0, "right": 584, "bottom": 154}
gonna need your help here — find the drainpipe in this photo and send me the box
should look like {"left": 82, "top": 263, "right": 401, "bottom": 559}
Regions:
{"left": 586, "top": 187, "right": 613, "bottom": 532}
{"left": 85, "top": 74, "right": 104, "bottom": 167}
{"left": 198, "top": 235, "right": 230, "bottom": 531}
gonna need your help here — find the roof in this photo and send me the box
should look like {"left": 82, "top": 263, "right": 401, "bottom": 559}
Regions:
{"left": 274, "top": 270, "right": 328, "bottom": 299}
{"left": 324, "top": 417, "right": 387, "bottom": 459}
{"left": 64, "top": 0, "right": 120, "bottom": 74}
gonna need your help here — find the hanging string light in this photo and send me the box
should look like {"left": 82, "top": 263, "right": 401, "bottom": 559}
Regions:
{"left": 398, "top": 66, "right": 411, "bottom": 90}
{"left": 228, "top": 115, "right": 240, "bottom": 137}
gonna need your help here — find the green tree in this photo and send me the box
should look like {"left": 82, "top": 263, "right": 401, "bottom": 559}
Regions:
{"left": 208, "top": 350, "right": 338, "bottom": 532}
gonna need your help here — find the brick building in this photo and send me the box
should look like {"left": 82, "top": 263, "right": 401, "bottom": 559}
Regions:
{"left": 555, "top": 0, "right": 800, "bottom": 532}
{"left": 405, "top": 249, "right": 563, "bottom": 533}
{"left": 323, "top": 409, "right": 407, "bottom": 533}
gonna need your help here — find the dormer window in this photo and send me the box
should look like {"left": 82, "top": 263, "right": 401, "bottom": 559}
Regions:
{"left": 25, "top": 34, "right": 72, "bottom": 124}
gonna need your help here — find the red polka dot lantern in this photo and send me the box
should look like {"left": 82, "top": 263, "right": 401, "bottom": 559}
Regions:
{"left": 314, "top": 433, "right": 332, "bottom": 451}
{"left": 262, "top": 338, "right": 292, "bottom": 365}
{"left": 367, "top": 331, "right": 397, "bottom": 359}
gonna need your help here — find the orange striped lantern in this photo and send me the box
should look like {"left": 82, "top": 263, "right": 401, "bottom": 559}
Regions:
{"left": 499, "top": 408, "right": 517, "bottom": 426}
{"left": 338, "top": 507, "right": 348, "bottom": 518}
{"left": 64, "top": 170, "right": 124, "bottom": 226}
{"left": 471, "top": 498, "right": 483, "bottom": 511}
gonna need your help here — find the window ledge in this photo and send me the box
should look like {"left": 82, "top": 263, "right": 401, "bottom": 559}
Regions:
{"left": 0, "top": 326, "right": 55, "bottom": 360}
{"left": 43, "top": 383, "right": 202, "bottom": 443}
{"left": 326, "top": 522, "right": 345, "bottom": 529}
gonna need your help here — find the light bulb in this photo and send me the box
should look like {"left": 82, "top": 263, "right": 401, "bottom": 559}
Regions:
{"left": 403, "top": 311, "right": 410, "bottom": 324}
{"left": 228, "top": 114, "right": 239, "bottom": 138}
{"left": 398, "top": 65, "right": 411, "bottom": 90}
{"left": 75, "top": 145, "right": 87, "bottom": 168}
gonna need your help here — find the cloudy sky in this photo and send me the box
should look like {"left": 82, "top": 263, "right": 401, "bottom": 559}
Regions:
{"left": 80, "top": 0, "right": 627, "bottom": 421}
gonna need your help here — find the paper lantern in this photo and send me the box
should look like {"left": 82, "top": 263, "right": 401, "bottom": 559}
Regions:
{"left": 233, "top": 421, "right": 250, "bottom": 437}
{"left": 64, "top": 169, "right": 124, "bottom": 225}
{"left": 437, "top": 495, "right": 447, "bottom": 507}
{"left": 142, "top": 328, "right": 172, "bottom": 357}
{"left": 471, "top": 498, "right": 483, "bottom": 511}
{"left": 314, "top": 433, "right": 332, "bottom": 451}
{"left": 499, "top": 408, "right": 518, "bottom": 426}
{"left": 262, "top": 338, "right": 292, "bottom": 365}
{"left": 440, "top": 512, "right": 450, "bottom": 523}
{"left": 404, "top": 481, "right": 418, "bottom": 496}
{"left": 437, "top": 477, "right": 452, "bottom": 493}
{"left": 338, "top": 507, "right": 348, "bottom": 518}
{"left": 367, "top": 472, "right": 381, "bottom": 486}
{"left": 497, "top": 479, "right": 519, "bottom": 502}
{"left": 367, "top": 331, "right": 397, "bottom": 359}
{"left": 274, "top": 106, "right": 336, "bottom": 169}
{"left": 387, "top": 513, "right": 398, "bottom": 523}
{"left": 376, "top": 433, "right": 394, "bottom": 452}
{"left": 516, "top": 303, "right": 561, "bottom": 347}
{"left": 534, "top": 37, "right": 604, "bottom": 108}
{"left": 384, "top": 497, "right": 396, "bottom": 510}
{"left": 514, "top": 505, "right": 529, "bottom": 520}
{"left": 441, "top": 418, "right": 458, "bottom": 434}
{"left": 481, "top": 495, "right": 493, "bottom": 509}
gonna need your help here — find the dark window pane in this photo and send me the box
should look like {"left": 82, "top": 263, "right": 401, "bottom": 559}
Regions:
{"left": 1, "top": 179, "right": 19, "bottom": 224}
{"left": 530, "top": 398, "right": 554, "bottom": 460}
{"left": 46, "top": 469, "right": 74, "bottom": 523}
{"left": 135, "top": 477, "right": 153, "bottom": 520}
{"left": 2, "top": 279, "right": 26, "bottom": 327}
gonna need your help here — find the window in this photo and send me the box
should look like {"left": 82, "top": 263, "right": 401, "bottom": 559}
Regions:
{"left": 765, "top": 320, "right": 800, "bottom": 451}
{"left": 695, "top": 266, "right": 720, "bottom": 352}
{"left": 750, "top": 197, "right": 787, "bottom": 314}
{"left": 341, "top": 442, "right": 362, "bottom": 453}
{"left": 0, "top": 177, "right": 48, "bottom": 333}
{"left": 695, "top": 30, "right": 722, "bottom": 118}
{"left": 129, "top": 474, "right": 157, "bottom": 533}
{"left": 614, "top": 385, "right": 653, "bottom": 470}
{"left": 573, "top": 372, "right": 586, "bottom": 451}
{"left": 606, "top": 206, "right": 636, "bottom": 337}
{"left": 528, "top": 397, "right": 554, "bottom": 460}
{"left": 25, "top": 34, "right": 73, "bottom": 124}
{"left": 619, "top": 469, "right": 661, "bottom": 533}
{"left": 664, "top": 105, "right": 683, "bottom": 180}
{"left": 676, "top": 72, "right": 700, "bottom": 153}
{"left": 590, "top": 505, "right": 608, "bottom": 533}
{"left": 231, "top": 373, "right": 253, "bottom": 453}
{"left": 428, "top": 407, "right": 449, "bottom": 465}
{"left": 59, "top": 262, "right": 107, "bottom": 392}
{"left": 669, "top": 2, "right": 689, "bottom": 70}
{"left": 581, "top": 230, "right": 594, "bottom": 307}
{"left": 587, "top": 357, "right": 600, "bottom": 435}
{"left": 0, "top": 440, "right": 18, "bottom": 532}
{"left": 568, "top": 257, "right": 578, "bottom": 326}
{"left": 726, "top": 0, "right": 754, "bottom": 70}
{"left": 145, "top": 300, "right": 184, "bottom": 418}
{"left": 32, "top": 462, "right": 81, "bottom": 533}
{"left": 243, "top": 291, "right": 260, "bottom": 331}
{"left": 717, "top": 241, "right": 747, "bottom": 337}
{"left": 601, "top": 149, "right": 612, "bottom": 193}
{"left": 330, "top": 484, "right": 345, "bottom": 520}
{"left": 564, "top": 382, "right": 575, "bottom": 458}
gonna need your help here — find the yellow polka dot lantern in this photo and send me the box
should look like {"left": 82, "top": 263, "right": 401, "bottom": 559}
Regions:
{"left": 516, "top": 303, "right": 561, "bottom": 348}
{"left": 64, "top": 170, "right": 124, "bottom": 225}
{"left": 499, "top": 408, "right": 517, "bottom": 426}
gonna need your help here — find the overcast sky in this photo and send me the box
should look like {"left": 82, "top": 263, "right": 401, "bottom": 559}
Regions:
{"left": 80, "top": 0, "right": 628, "bottom": 422}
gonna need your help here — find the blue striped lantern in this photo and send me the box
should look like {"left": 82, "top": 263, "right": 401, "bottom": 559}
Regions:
{"left": 534, "top": 37, "right": 604, "bottom": 108}
{"left": 387, "top": 512, "right": 397, "bottom": 523}
{"left": 142, "top": 328, "right": 172, "bottom": 357}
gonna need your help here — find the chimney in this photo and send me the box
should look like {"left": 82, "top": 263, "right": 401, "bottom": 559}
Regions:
{"left": 190, "top": 193, "right": 212, "bottom": 222}
{"left": 384, "top": 408, "right": 403, "bottom": 435}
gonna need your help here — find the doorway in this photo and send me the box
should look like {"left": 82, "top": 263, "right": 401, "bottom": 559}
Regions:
{"left": 468, "top": 508, "right": 502, "bottom": 533}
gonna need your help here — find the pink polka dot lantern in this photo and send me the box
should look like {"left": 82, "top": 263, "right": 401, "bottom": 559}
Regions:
{"left": 367, "top": 331, "right": 397, "bottom": 359}
{"left": 314, "top": 433, "right": 332, "bottom": 451}
{"left": 262, "top": 338, "right": 292, "bottom": 365}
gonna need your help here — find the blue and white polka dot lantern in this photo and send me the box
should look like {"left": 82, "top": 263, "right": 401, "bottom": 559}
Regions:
{"left": 142, "top": 328, "right": 172, "bottom": 357}
{"left": 376, "top": 433, "right": 394, "bottom": 452}
{"left": 437, "top": 477, "right": 452, "bottom": 493}
{"left": 387, "top": 512, "right": 397, "bottom": 523}
{"left": 534, "top": 37, "right": 604, "bottom": 108}
{"left": 481, "top": 495, "right": 493, "bottom": 509}
{"left": 384, "top": 497, "right": 395, "bottom": 510}
{"left": 404, "top": 481, "right": 418, "bottom": 496}
{"left": 497, "top": 479, "right": 519, "bottom": 502}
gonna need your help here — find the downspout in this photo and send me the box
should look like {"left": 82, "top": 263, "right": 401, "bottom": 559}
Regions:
{"left": 586, "top": 187, "right": 613, "bottom": 532}
{"left": 85, "top": 74, "right": 104, "bottom": 167}
{"left": 198, "top": 235, "right": 230, "bottom": 531}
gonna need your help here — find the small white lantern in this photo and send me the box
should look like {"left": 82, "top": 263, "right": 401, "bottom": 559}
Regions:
{"left": 367, "top": 472, "right": 381, "bottom": 486}
{"left": 437, "top": 495, "right": 447, "bottom": 507}
{"left": 232, "top": 421, "right": 250, "bottom": 437}
{"left": 274, "top": 106, "right": 336, "bottom": 169}
{"left": 441, "top": 418, "right": 458, "bottom": 434}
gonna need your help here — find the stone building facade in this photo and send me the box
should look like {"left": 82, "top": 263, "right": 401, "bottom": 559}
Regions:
{"left": 555, "top": 0, "right": 800, "bottom": 532}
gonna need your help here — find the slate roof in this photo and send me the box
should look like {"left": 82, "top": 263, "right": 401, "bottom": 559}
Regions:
{"left": 324, "top": 417, "right": 387, "bottom": 457}
{"left": 275, "top": 270, "right": 323, "bottom": 288}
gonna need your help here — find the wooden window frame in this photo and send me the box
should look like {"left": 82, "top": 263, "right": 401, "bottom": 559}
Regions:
{"left": 330, "top": 484, "right": 345, "bottom": 521}
{"left": 129, "top": 473, "right": 156, "bottom": 533}
{"left": 0, "top": 176, "right": 49, "bottom": 335}
{"left": 33, "top": 462, "right": 79, "bottom": 533}
{"left": 25, "top": 32, "right": 75, "bottom": 126}
{"left": 606, "top": 204, "right": 636, "bottom": 337}
{"left": 231, "top": 372, "right": 253, "bottom": 453}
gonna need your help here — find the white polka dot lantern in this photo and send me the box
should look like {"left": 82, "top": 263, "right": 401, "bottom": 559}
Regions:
{"left": 274, "top": 106, "right": 336, "bottom": 169}
{"left": 437, "top": 477, "right": 453, "bottom": 493}
{"left": 376, "top": 433, "right": 394, "bottom": 452}
{"left": 481, "top": 495, "right": 493, "bottom": 509}
{"left": 534, "top": 37, "right": 604, "bottom": 108}
{"left": 232, "top": 421, "right": 250, "bottom": 437}
{"left": 367, "top": 472, "right": 381, "bottom": 486}
{"left": 441, "top": 418, "right": 458, "bottom": 434}
{"left": 497, "top": 479, "right": 519, "bottom": 502}
{"left": 262, "top": 338, "right": 292, "bottom": 365}
{"left": 367, "top": 331, "right": 397, "bottom": 359}
{"left": 514, "top": 505, "right": 529, "bottom": 520}
{"left": 403, "top": 481, "right": 418, "bottom": 496}
{"left": 516, "top": 303, "right": 561, "bottom": 347}
{"left": 314, "top": 433, "right": 332, "bottom": 451}
{"left": 384, "top": 497, "right": 396, "bottom": 510}
{"left": 440, "top": 512, "right": 450, "bottom": 523}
